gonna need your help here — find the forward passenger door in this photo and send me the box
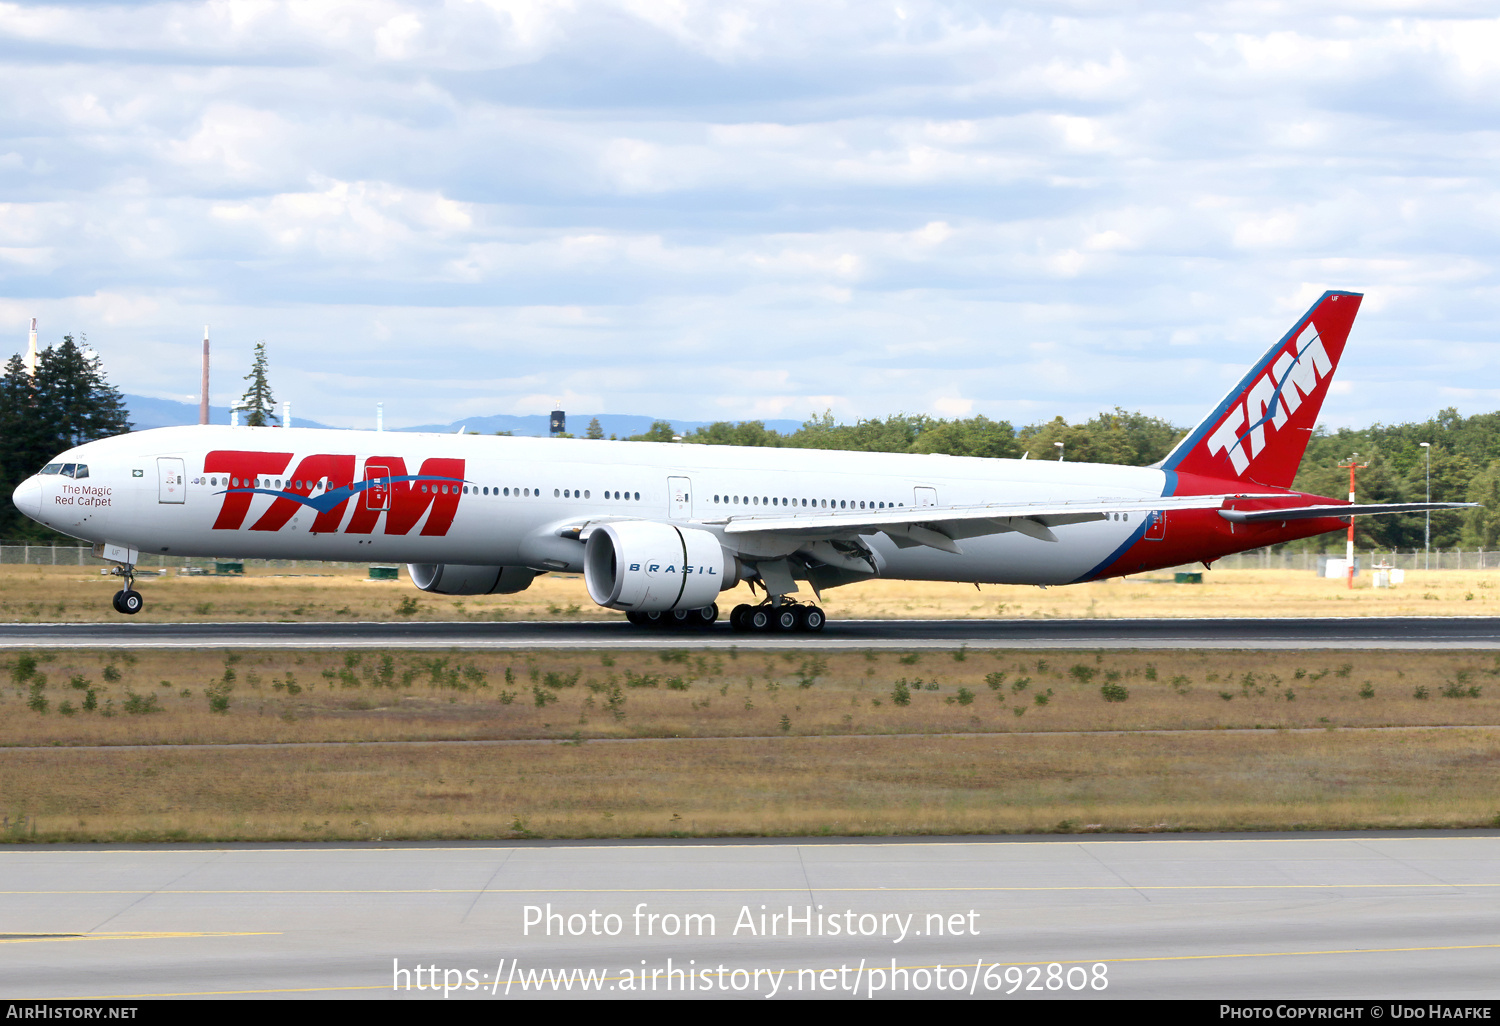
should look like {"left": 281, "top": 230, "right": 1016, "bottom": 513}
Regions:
{"left": 157, "top": 457, "right": 186, "bottom": 504}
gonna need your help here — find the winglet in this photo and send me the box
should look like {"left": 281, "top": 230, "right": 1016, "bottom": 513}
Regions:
{"left": 1158, "top": 291, "right": 1362, "bottom": 489}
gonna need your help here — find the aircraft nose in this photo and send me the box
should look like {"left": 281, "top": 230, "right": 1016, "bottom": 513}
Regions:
{"left": 11, "top": 476, "right": 42, "bottom": 521}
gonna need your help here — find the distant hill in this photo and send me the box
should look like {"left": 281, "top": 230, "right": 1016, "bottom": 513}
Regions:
{"left": 123, "top": 395, "right": 337, "bottom": 431}
{"left": 122, "top": 396, "right": 800, "bottom": 438}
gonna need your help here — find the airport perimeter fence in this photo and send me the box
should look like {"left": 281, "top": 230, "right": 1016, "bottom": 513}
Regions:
{"left": 1186, "top": 547, "right": 1500, "bottom": 572}
{"left": 3, "top": 542, "right": 1499, "bottom": 573}
{"left": 0, "top": 544, "right": 371, "bottom": 571}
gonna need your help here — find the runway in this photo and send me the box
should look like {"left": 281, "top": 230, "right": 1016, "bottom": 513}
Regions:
{"left": 2, "top": 615, "right": 1500, "bottom": 649}
{"left": 2, "top": 833, "right": 1497, "bottom": 1000}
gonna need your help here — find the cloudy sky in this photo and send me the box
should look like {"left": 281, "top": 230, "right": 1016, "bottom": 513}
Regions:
{"left": 2, "top": 1, "right": 1498, "bottom": 431}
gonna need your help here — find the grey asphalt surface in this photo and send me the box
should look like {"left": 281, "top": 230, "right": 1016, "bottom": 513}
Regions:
{"left": 2, "top": 834, "right": 1497, "bottom": 1000}
{"left": 2, "top": 615, "right": 1500, "bottom": 649}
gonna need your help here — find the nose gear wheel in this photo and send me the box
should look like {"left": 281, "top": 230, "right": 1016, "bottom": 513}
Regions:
{"left": 108, "top": 564, "right": 143, "bottom": 615}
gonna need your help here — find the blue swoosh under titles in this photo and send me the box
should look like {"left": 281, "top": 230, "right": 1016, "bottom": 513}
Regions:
{"left": 213, "top": 475, "right": 468, "bottom": 515}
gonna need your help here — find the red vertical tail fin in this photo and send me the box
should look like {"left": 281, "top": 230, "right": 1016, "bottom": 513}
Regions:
{"left": 1158, "top": 291, "right": 1362, "bottom": 489}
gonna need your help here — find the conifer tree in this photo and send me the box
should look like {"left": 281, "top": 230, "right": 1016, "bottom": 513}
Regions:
{"left": 586, "top": 417, "right": 604, "bottom": 439}
{"left": 35, "top": 335, "right": 130, "bottom": 449}
{"left": 0, "top": 334, "right": 130, "bottom": 540}
{"left": 0, "top": 354, "right": 40, "bottom": 491}
{"left": 238, "top": 341, "right": 278, "bottom": 426}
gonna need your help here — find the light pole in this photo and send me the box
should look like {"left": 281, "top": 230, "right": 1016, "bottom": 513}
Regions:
{"left": 1054, "top": 441, "right": 1064, "bottom": 462}
{"left": 1420, "top": 442, "right": 1431, "bottom": 571}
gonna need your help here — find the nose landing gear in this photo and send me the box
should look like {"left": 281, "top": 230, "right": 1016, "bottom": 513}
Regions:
{"left": 108, "top": 564, "right": 143, "bottom": 615}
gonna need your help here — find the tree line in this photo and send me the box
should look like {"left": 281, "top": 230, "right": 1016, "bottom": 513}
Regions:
{"left": 624, "top": 407, "right": 1183, "bottom": 466}
{"left": 4, "top": 333, "right": 1499, "bottom": 554}
{"left": 1293, "top": 410, "right": 1500, "bottom": 552}
{"left": 628, "top": 407, "right": 1500, "bottom": 552}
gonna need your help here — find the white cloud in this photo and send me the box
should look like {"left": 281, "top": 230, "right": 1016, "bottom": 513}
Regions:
{"left": 210, "top": 178, "right": 475, "bottom": 261}
{"left": 0, "top": 1, "right": 1498, "bottom": 432}
{"left": 167, "top": 105, "right": 295, "bottom": 182}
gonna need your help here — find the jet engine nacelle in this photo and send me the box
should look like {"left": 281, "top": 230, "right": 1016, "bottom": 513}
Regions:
{"left": 407, "top": 564, "right": 542, "bottom": 595}
{"left": 584, "top": 521, "right": 735, "bottom": 612}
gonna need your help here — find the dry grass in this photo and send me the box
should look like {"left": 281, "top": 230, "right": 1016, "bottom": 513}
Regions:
{"left": 4, "top": 647, "right": 1500, "bottom": 747}
{"left": 6, "top": 646, "right": 1499, "bottom": 842}
{"left": 3, "top": 729, "right": 1498, "bottom": 843}
{"left": 4, "top": 564, "right": 1500, "bottom": 622}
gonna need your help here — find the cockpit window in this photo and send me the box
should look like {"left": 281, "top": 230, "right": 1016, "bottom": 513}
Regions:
{"left": 60, "top": 464, "right": 77, "bottom": 478}
{"left": 71, "top": 465, "right": 88, "bottom": 479}
{"left": 40, "top": 463, "right": 62, "bottom": 475}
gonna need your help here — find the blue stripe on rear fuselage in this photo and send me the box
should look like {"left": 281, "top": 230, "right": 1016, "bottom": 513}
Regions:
{"left": 1069, "top": 470, "right": 1176, "bottom": 584}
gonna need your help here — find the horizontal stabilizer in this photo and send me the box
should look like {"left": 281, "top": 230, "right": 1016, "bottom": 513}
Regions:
{"left": 1219, "top": 502, "right": 1477, "bottom": 524}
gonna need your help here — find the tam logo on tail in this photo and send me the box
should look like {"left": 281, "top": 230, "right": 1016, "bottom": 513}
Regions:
{"left": 1162, "top": 291, "right": 1362, "bottom": 489}
{"left": 1206, "top": 321, "right": 1333, "bottom": 474}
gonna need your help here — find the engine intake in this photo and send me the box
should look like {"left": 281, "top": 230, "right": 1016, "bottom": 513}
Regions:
{"left": 584, "top": 521, "right": 734, "bottom": 612}
{"left": 407, "top": 564, "right": 541, "bottom": 595}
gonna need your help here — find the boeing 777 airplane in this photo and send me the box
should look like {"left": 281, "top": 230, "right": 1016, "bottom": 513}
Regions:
{"left": 9, "top": 290, "right": 1473, "bottom": 630}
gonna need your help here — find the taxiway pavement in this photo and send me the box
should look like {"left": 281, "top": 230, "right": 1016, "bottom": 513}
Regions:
{"left": 2, "top": 833, "right": 1497, "bottom": 1000}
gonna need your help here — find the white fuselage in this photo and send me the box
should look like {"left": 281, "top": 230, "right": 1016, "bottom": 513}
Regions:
{"left": 18, "top": 425, "right": 1173, "bottom": 587}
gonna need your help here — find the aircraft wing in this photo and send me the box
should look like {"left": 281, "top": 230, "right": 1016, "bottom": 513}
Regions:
{"left": 708, "top": 493, "right": 1282, "bottom": 554}
{"left": 1219, "top": 502, "right": 1477, "bottom": 524}
{"left": 562, "top": 497, "right": 1478, "bottom": 563}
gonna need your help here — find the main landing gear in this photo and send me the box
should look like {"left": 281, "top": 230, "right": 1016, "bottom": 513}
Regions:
{"left": 729, "top": 601, "right": 825, "bottom": 633}
{"left": 109, "top": 564, "right": 143, "bottom": 615}
{"left": 622, "top": 601, "right": 827, "bottom": 632}
{"left": 626, "top": 604, "right": 719, "bottom": 630}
